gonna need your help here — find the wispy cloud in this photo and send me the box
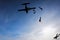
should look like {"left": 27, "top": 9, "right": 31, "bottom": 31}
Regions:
{"left": 0, "top": 0, "right": 60, "bottom": 40}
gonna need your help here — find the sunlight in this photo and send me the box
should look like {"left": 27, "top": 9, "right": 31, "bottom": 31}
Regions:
{"left": 42, "top": 25, "right": 57, "bottom": 35}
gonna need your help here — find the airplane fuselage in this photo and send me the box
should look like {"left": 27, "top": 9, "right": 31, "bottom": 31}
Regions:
{"left": 25, "top": 5, "right": 36, "bottom": 13}
{"left": 18, "top": 3, "right": 36, "bottom": 13}
{"left": 25, "top": 4, "right": 28, "bottom": 13}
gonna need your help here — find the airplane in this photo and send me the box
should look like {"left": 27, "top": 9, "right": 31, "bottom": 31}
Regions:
{"left": 54, "top": 33, "right": 60, "bottom": 39}
{"left": 39, "top": 17, "right": 41, "bottom": 22}
{"left": 18, "top": 3, "right": 36, "bottom": 13}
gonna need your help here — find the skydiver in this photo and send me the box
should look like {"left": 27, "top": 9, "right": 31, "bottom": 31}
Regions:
{"left": 39, "top": 17, "right": 41, "bottom": 22}
{"left": 39, "top": 7, "right": 43, "bottom": 11}
{"left": 54, "top": 33, "right": 60, "bottom": 39}
{"left": 33, "top": 9, "right": 36, "bottom": 14}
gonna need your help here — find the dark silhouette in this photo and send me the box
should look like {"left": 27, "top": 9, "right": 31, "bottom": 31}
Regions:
{"left": 18, "top": 3, "right": 36, "bottom": 13}
{"left": 39, "top": 17, "right": 41, "bottom": 22}
{"left": 33, "top": 9, "right": 36, "bottom": 14}
{"left": 39, "top": 7, "right": 43, "bottom": 11}
{"left": 54, "top": 33, "right": 60, "bottom": 39}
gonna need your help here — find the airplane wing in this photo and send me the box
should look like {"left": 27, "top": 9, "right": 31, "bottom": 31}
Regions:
{"left": 27, "top": 7, "right": 36, "bottom": 10}
{"left": 18, "top": 9, "right": 26, "bottom": 11}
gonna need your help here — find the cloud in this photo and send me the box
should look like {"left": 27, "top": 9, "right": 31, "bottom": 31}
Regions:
{"left": 0, "top": 0, "right": 60, "bottom": 40}
{"left": 15, "top": 3, "right": 60, "bottom": 40}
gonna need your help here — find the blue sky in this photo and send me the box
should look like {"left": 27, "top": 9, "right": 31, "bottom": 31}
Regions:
{"left": 0, "top": 0, "right": 60, "bottom": 40}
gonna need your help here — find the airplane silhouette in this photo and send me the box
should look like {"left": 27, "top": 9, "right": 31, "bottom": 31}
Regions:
{"left": 18, "top": 3, "right": 36, "bottom": 13}
{"left": 54, "top": 33, "right": 60, "bottom": 39}
{"left": 39, "top": 17, "right": 41, "bottom": 22}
